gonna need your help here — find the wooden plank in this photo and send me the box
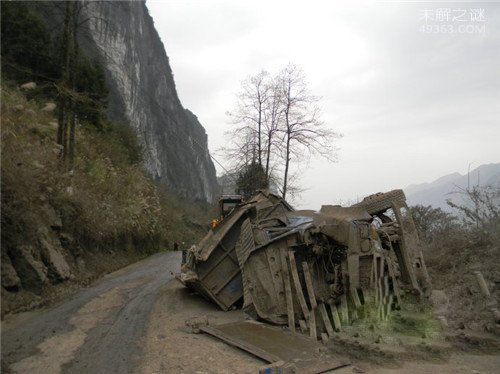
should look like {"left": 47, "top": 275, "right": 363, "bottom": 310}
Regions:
{"left": 302, "top": 261, "right": 320, "bottom": 340}
{"left": 347, "top": 254, "right": 360, "bottom": 288}
{"left": 340, "top": 294, "right": 349, "bottom": 325}
{"left": 386, "top": 258, "right": 402, "bottom": 305}
{"left": 383, "top": 275, "right": 390, "bottom": 300}
{"left": 200, "top": 325, "right": 281, "bottom": 363}
{"left": 280, "top": 247, "right": 295, "bottom": 332}
{"left": 377, "top": 276, "right": 383, "bottom": 306}
{"left": 299, "top": 319, "right": 308, "bottom": 334}
{"left": 370, "top": 255, "right": 377, "bottom": 289}
{"left": 302, "top": 262, "right": 317, "bottom": 309}
{"left": 385, "top": 294, "right": 393, "bottom": 321}
{"left": 288, "top": 251, "right": 309, "bottom": 320}
{"left": 373, "top": 256, "right": 379, "bottom": 305}
{"left": 318, "top": 303, "right": 334, "bottom": 338}
{"left": 351, "top": 308, "right": 359, "bottom": 321}
{"left": 350, "top": 287, "right": 362, "bottom": 309}
{"left": 309, "top": 307, "right": 317, "bottom": 340}
{"left": 379, "top": 256, "right": 385, "bottom": 280}
{"left": 328, "top": 301, "right": 342, "bottom": 331}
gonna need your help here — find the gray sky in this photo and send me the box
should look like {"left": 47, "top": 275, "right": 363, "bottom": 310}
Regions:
{"left": 147, "top": 0, "right": 500, "bottom": 209}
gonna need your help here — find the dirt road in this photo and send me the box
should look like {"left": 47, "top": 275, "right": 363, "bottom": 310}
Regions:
{"left": 2, "top": 251, "right": 499, "bottom": 374}
{"left": 1, "top": 251, "right": 185, "bottom": 373}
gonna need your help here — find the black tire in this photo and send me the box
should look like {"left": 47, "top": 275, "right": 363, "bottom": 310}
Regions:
{"left": 352, "top": 189, "right": 406, "bottom": 215}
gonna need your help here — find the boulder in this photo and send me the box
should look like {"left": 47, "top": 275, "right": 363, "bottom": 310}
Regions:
{"left": 11, "top": 245, "right": 49, "bottom": 290}
{"left": 20, "top": 82, "right": 37, "bottom": 90}
{"left": 1, "top": 255, "right": 21, "bottom": 291}
{"left": 429, "top": 290, "right": 449, "bottom": 314}
{"left": 41, "top": 102, "right": 56, "bottom": 112}
{"left": 41, "top": 204, "right": 62, "bottom": 230}
{"left": 59, "top": 232, "right": 74, "bottom": 249}
{"left": 12, "top": 104, "right": 24, "bottom": 112}
{"left": 39, "top": 238, "right": 72, "bottom": 282}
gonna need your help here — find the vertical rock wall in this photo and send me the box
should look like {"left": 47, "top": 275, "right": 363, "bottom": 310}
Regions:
{"left": 78, "top": 0, "right": 218, "bottom": 201}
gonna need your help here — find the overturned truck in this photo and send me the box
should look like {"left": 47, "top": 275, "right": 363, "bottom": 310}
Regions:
{"left": 177, "top": 190, "right": 431, "bottom": 339}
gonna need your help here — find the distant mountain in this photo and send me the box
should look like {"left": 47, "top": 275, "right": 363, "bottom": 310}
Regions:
{"left": 405, "top": 163, "right": 500, "bottom": 211}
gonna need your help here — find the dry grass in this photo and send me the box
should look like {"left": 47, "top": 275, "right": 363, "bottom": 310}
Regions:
{"left": 1, "top": 82, "right": 215, "bottom": 255}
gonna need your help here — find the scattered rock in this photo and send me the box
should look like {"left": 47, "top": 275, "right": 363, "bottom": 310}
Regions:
{"left": 1, "top": 255, "right": 21, "bottom": 291}
{"left": 429, "top": 289, "right": 449, "bottom": 314}
{"left": 26, "top": 109, "right": 36, "bottom": 115}
{"left": 39, "top": 237, "right": 72, "bottom": 282}
{"left": 41, "top": 102, "right": 56, "bottom": 112}
{"left": 437, "top": 315, "right": 448, "bottom": 328}
{"left": 374, "top": 335, "right": 384, "bottom": 344}
{"left": 20, "top": 82, "right": 37, "bottom": 90}
{"left": 12, "top": 104, "right": 24, "bottom": 112}
{"left": 32, "top": 161, "right": 44, "bottom": 169}
{"left": 41, "top": 204, "right": 62, "bottom": 230}
{"left": 353, "top": 366, "right": 365, "bottom": 373}
{"left": 59, "top": 232, "right": 74, "bottom": 249}
{"left": 65, "top": 186, "right": 74, "bottom": 196}
{"left": 11, "top": 245, "right": 49, "bottom": 290}
{"left": 49, "top": 121, "right": 58, "bottom": 129}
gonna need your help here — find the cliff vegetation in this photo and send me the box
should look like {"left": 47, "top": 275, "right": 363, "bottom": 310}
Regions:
{"left": 1, "top": 1, "right": 215, "bottom": 315}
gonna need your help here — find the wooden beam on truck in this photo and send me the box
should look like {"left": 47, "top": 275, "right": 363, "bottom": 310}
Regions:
{"left": 299, "top": 319, "right": 308, "bottom": 334}
{"left": 302, "top": 262, "right": 319, "bottom": 340}
{"left": 309, "top": 308, "right": 317, "bottom": 340}
{"left": 328, "top": 301, "right": 342, "bottom": 331}
{"left": 340, "top": 294, "right": 349, "bottom": 325}
{"left": 288, "top": 251, "right": 310, "bottom": 320}
{"left": 350, "top": 287, "right": 362, "bottom": 309}
{"left": 319, "top": 303, "right": 334, "bottom": 338}
{"left": 302, "top": 262, "right": 318, "bottom": 309}
{"left": 280, "top": 247, "right": 295, "bottom": 332}
{"left": 386, "top": 258, "right": 402, "bottom": 305}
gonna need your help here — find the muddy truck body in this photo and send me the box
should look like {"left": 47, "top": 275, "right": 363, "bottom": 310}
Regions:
{"left": 176, "top": 189, "right": 431, "bottom": 336}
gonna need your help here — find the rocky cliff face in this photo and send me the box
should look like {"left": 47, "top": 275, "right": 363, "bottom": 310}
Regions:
{"left": 77, "top": 0, "right": 218, "bottom": 201}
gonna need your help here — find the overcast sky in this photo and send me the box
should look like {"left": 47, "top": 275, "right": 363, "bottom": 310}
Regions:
{"left": 147, "top": 0, "right": 500, "bottom": 209}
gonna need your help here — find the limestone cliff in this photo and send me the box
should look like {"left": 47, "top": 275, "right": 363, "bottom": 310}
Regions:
{"left": 77, "top": 0, "right": 218, "bottom": 201}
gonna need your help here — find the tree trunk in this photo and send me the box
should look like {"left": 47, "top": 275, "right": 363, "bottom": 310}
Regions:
{"left": 57, "top": 1, "right": 72, "bottom": 161}
{"left": 69, "top": 2, "right": 79, "bottom": 167}
{"left": 265, "top": 131, "right": 272, "bottom": 177}
{"left": 258, "top": 102, "right": 262, "bottom": 167}
{"left": 282, "top": 130, "right": 291, "bottom": 199}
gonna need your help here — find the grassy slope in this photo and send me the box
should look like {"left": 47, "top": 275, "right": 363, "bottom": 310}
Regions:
{"left": 1, "top": 82, "right": 215, "bottom": 314}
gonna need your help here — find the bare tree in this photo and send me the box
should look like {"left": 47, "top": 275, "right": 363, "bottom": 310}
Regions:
{"left": 262, "top": 77, "right": 283, "bottom": 178}
{"left": 226, "top": 70, "right": 271, "bottom": 168}
{"left": 224, "top": 64, "right": 340, "bottom": 200}
{"left": 276, "top": 63, "right": 340, "bottom": 199}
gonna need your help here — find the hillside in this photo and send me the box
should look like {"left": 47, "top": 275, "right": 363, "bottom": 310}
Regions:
{"left": 0, "top": 84, "right": 214, "bottom": 315}
{"left": 405, "top": 163, "right": 500, "bottom": 211}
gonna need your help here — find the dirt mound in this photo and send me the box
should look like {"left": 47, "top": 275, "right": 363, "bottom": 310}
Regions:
{"left": 425, "top": 236, "right": 500, "bottom": 334}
